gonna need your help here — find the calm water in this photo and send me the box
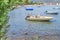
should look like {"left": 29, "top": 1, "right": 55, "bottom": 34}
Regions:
{"left": 7, "top": 5, "right": 60, "bottom": 37}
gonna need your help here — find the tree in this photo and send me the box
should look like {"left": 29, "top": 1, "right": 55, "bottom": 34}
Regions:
{"left": 0, "top": 0, "right": 18, "bottom": 40}
{"left": 22, "top": 0, "right": 29, "bottom": 4}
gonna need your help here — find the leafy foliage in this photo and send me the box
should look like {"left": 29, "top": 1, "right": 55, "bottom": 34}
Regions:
{"left": 0, "top": 0, "right": 9, "bottom": 40}
{"left": 0, "top": 0, "right": 29, "bottom": 40}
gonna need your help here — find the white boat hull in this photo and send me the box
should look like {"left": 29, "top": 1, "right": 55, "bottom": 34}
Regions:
{"left": 46, "top": 11, "right": 58, "bottom": 14}
{"left": 26, "top": 16, "right": 53, "bottom": 21}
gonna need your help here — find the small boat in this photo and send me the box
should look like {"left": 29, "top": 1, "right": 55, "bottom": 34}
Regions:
{"left": 53, "top": 7, "right": 60, "bottom": 9}
{"left": 25, "top": 7, "right": 33, "bottom": 10}
{"left": 45, "top": 10, "right": 58, "bottom": 14}
{"left": 25, "top": 15, "right": 53, "bottom": 21}
{"left": 26, "top": 8, "right": 33, "bottom": 10}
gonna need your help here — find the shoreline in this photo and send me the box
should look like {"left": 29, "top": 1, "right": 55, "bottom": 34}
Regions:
{"left": 7, "top": 34, "right": 60, "bottom": 40}
{"left": 17, "top": 4, "right": 60, "bottom": 7}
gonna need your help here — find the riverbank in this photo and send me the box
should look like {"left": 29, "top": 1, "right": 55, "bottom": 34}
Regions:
{"left": 11, "top": 3, "right": 60, "bottom": 10}
{"left": 16, "top": 4, "right": 60, "bottom": 8}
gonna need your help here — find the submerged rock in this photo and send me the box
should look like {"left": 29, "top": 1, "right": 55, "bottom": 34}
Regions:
{"left": 22, "top": 32, "right": 28, "bottom": 35}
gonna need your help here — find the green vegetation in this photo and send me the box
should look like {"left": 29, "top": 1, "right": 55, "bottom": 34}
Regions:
{"left": 0, "top": 0, "right": 29, "bottom": 40}
{"left": 0, "top": 0, "right": 9, "bottom": 40}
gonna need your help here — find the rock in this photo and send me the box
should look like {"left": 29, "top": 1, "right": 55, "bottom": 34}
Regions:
{"left": 22, "top": 32, "right": 28, "bottom": 35}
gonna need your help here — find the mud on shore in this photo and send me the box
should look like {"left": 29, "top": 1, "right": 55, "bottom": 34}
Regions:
{"left": 7, "top": 34, "right": 60, "bottom": 40}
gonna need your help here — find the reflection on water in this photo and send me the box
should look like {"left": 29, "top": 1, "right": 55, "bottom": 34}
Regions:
{"left": 7, "top": 5, "right": 60, "bottom": 38}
